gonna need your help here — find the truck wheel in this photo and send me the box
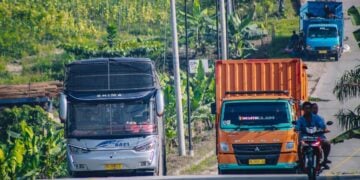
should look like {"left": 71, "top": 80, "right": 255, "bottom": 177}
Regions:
{"left": 335, "top": 53, "right": 339, "bottom": 61}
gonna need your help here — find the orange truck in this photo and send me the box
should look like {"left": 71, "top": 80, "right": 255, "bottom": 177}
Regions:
{"left": 211, "top": 58, "right": 308, "bottom": 173}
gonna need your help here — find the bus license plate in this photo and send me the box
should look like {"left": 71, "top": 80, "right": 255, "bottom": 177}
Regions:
{"left": 249, "top": 159, "right": 266, "bottom": 165}
{"left": 105, "top": 163, "right": 122, "bottom": 170}
{"left": 318, "top": 50, "right": 327, "bottom": 54}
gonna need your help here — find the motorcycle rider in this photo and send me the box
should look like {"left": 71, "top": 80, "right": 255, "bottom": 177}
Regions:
{"left": 311, "top": 103, "right": 331, "bottom": 168}
{"left": 296, "top": 102, "right": 328, "bottom": 168}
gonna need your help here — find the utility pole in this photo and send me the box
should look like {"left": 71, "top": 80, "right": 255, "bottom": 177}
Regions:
{"left": 220, "top": 0, "right": 227, "bottom": 60}
{"left": 170, "top": 0, "right": 186, "bottom": 156}
{"left": 216, "top": 0, "right": 220, "bottom": 60}
{"left": 184, "top": 0, "right": 194, "bottom": 157}
{"left": 227, "top": 0, "right": 233, "bottom": 15}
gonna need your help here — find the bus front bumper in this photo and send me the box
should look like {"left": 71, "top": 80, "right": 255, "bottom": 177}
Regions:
{"left": 67, "top": 149, "right": 158, "bottom": 172}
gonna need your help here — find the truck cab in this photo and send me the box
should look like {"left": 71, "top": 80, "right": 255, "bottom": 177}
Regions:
{"left": 59, "top": 58, "right": 165, "bottom": 176}
{"left": 217, "top": 96, "right": 299, "bottom": 173}
{"left": 305, "top": 24, "right": 341, "bottom": 59}
{"left": 213, "top": 59, "right": 308, "bottom": 173}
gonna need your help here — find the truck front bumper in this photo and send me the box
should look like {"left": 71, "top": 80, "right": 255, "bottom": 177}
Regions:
{"left": 218, "top": 152, "right": 298, "bottom": 172}
{"left": 218, "top": 163, "right": 297, "bottom": 171}
{"left": 306, "top": 49, "right": 338, "bottom": 57}
{"left": 67, "top": 149, "right": 158, "bottom": 172}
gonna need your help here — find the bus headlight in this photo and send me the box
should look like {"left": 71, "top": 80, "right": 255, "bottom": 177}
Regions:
{"left": 220, "top": 142, "right": 229, "bottom": 152}
{"left": 68, "top": 145, "right": 90, "bottom": 154}
{"left": 134, "top": 141, "right": 155, "bottom": 152}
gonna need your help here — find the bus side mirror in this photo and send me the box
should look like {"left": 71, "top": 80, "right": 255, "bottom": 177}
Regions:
{"left": 59, "top": 93, "right": 67, "bottom": 123}
{"left": 156, "top": 89, "right": 164, "bottom": 116}
{"left": 211, "top": 103, "right": 216, "bottom": 115}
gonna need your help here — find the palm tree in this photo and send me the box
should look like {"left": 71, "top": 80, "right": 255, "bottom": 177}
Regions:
{"left": 331, "top": 65, "right": 360, "bottom": 143}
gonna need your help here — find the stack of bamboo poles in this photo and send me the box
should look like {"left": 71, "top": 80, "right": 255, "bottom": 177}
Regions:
{"left": 0, "top": 81, "right": 63, "bottom": 99}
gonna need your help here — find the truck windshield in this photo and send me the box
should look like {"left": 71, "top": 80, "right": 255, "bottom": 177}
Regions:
{"left": 68, "top": 101, "right": 156, "bottom": 138}
{"left": 308, "top": 27, "right": 337, "bottom": 38}
{"left": 221, "top": 101, "right": 290, "bottom": 128}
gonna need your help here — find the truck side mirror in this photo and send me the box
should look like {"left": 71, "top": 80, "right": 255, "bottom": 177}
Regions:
{"left": 59, "top": 93, "right": 67, "bottom": 123}
{"left": 211, "top": 103, "right": 216, "bottom": 115}
{"left": 156, "top": 89, "right": 164, "bottom": 116}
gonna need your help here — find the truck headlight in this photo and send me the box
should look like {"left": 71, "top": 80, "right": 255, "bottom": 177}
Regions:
{"left": 286, "top": 142, "right": 294, "bottom": 150}
{"left": 220, "top": 142, "right": 229, "bottom": 152}
{"left": 306, "top": 45, "right": 313, "bottom": 50}
{"left": 68, "top": 145, "right": 90, "bottom": 154}
{"left": 134, "top": 141, "right": 155, "bottom": 152}
{"left": 332, "top": 45, "right": 340, "bottom": 50}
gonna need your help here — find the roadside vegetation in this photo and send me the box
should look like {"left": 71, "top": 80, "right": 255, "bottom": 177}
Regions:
{"left": 332, "top": 65, "right": 360, "bottom": 143}
{"left": 0, "top": 106, "right": 66, "bottom": 179}
{"left": 0, "top": 0, "right": 302, "bottom": 177}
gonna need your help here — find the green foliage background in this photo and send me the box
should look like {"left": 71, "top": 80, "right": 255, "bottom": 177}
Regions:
{"left": 0, "top": 106, "right": 66, "bottom": 179}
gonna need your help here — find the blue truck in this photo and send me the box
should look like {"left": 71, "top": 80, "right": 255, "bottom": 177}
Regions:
{"left": 300, "top": 0, "right": 344, "bottom": 61}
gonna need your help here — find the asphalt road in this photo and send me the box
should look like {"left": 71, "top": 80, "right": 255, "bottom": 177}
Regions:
{"left": 307, "top": 0, "right": 360, "bottom": 176}
{"left": 59, "top": 175, "right": 359, "bottom": 180}
{"left": 62, "top": 1, "right": 360, "bottom": 179}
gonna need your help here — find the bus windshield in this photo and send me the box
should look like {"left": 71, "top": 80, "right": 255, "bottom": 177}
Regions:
{"left": 221, "top": 101, "right": 290, "bottom": 129}
{"left": 68, "top": 101, "right": 156, "bottom": 138}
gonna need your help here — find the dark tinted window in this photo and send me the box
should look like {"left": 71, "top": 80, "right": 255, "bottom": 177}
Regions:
{"left": 68, "top": 101, "right": 156, "bottom": 138}
{"left": 221, "top": 101, "right": 290, "bottom": 128}
{"left": 66, "top": 60, "right": 154, "bottom": 91}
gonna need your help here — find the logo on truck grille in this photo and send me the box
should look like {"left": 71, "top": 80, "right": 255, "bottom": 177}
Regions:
{"left": 254, "top": 147, "right": 260, "bottom": 152}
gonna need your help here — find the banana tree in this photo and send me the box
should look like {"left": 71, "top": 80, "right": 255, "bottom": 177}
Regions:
{"left": 159, "top": 62, "right": 215, "bottom": 146}
{"left": 331, "top": 65, "right": 360, "bottom": 143}
{"left": 188, "top": 61, "right": 215, "bottom": 128}
{"left": 227, "top": 5, "right": 257, "bottom": 59}
{"left": 0, "top": 106, "right": 67, "bottom": 179}
{"left": 178, "top": 0, "right": 216, "bottom": 57}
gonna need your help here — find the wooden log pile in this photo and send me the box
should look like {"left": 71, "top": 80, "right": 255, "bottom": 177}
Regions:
{"left": 0, "top": 81, "right": 63, "bottom": 99}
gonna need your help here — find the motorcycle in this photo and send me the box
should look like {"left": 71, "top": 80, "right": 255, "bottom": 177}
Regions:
{"left": 299, "top": 121, "right": 333, "bottom": 180}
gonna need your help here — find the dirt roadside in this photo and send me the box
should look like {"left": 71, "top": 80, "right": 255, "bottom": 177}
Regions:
{"left": 166, "top": 130, "right": 216, "bottom": 175}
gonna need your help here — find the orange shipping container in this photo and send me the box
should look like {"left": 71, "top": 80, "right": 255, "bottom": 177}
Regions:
{"left": 215, "top": 58, "right": 308, "bottom": 115}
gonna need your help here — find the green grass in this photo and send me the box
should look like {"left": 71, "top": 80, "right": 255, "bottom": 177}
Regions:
{"left": 182, "top": 155, "right": 217, "bottom": 175}
{"left": 268, "top": 18, "right": 299, "bottom": 58}
{"left": 249, "top": 0, "right": 299, "bottom": 58}
{"left": 285, "top": 0, "right": 297, "bottom": 18}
